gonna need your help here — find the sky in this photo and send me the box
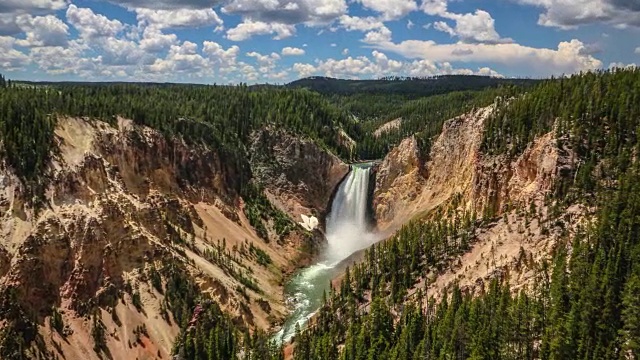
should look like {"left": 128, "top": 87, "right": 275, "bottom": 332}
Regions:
{"left": 0, "top": 0, "right": 639, "bottom": 84}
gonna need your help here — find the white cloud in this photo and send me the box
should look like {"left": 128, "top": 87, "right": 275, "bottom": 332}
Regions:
{"left": 203, "top": 41, "right": 239, "bottom": 71}
{"left": 15, "top": 14, "right": 69, "bottom": 47}
{"left": 421, "top": 0, "right": 448, "bottom": 16}
{"left": 293, "top": 62, "right": 316, "bottom": 77}
{"left": 635, "top": 47, "right": 640, "bottom": 54}
{"left": 139, "top": 27, "right": 178, "bottom": 53}
{"left": 0, "top": 0, "right": 68, "bottom": 13}
{"left": 66, "top": 5, "right": 124, "bottom": 39}
{"left": 226, "top": 20, "right": 296, "bottom": 41}
{"left": 366, "top": 36, "right": 603, "bottom": 76}
{"left": 150, "top": 41, "right": 209, "bottom": 74}
{"left": 282, "top": 46, "right": 305, "bottom": 56}
{"left": 247, "top": 51, "right": 281, "bottom": 73}
{"left": 342, "top": 48, "right": 349, "bottom": 55}
{"left": 421, "top": 1, "right": 511, "bottom": 44}
{"left": 222, "top": 0, "right": 347, "bottom": 26}
{"left": 356, "top": 0, "right": 417, "bottom": 20}
{"left": 407, "top": 20, "right": 415, "bottom": 29}
{"left": 609, "top": 62, "right": 637, "bottom": 69}
{"left": 135, "top": 8, "right": 223, "bottom": 29}
{"left": 97, "top": 36, "right": 149, "bottom": 66}
{"left": 106, "top": 0, "right": 220, "bottom": 10}
{"left": 0, "top": 36, "right": 31, "bottom": 70}
{"left": 0, "top": 0, "right": 69, "bottom": 35}
{"left": 331, "top": 43, "right": 337, "bottom": 47}
{"left": 513, "top": 0, "right": 640, "bottom": 28}
{"left": 339, "top": 15, "right": 385, "bottom": 32}
{"left": 29, "top": 41, "right": 98, "bottom": 75}
{"left": 363, "top": 26, "right": 393, "bottom": 43}
{"left": 291, "top": 50, "right": 504, "bottom": 79}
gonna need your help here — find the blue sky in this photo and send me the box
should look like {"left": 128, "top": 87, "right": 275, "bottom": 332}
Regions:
{"left": 0, "top": 0, "right": 638, "bottom": 84}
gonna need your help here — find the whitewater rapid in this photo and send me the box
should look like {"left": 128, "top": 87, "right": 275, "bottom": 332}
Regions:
{"left": 274, "top": 164, "right": 377, "bottom": 343}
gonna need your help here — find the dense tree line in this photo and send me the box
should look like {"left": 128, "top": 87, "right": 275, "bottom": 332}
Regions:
{"left": 288, "top": 75, "right": 538, "bottom": 98}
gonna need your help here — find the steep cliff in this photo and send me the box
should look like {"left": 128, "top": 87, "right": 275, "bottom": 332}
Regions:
{"left": 0, "top": 117, "right": 346, "bottom": 359}
{"left": 249, "top": 127, "right": 350, "bottom": 222}
{"left": 372, "top": 104, "right": 579, "bottom": 295}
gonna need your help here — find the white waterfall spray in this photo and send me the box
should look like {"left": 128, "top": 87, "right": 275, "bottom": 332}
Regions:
{"left": 325, "top": 165, "right": 375, "bottom": 262}
{"left": 274, "top": 164, "right": 377, "bottom": 344}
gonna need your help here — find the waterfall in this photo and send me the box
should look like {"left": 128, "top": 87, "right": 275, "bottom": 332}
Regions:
{"left": 274, "top": 163, "right": 376, "bottom": 344}
{"left": 325, "top": 164, "right": 374, "bottom": 262}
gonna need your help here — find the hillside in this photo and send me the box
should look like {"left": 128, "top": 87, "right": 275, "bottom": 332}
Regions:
{"left": 291, "top": 68, "right": 640, "bottom": 360}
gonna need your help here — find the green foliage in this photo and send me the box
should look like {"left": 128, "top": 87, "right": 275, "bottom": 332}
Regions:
{"left": 132, "top": 290, "right": 143, "bottom": 311}
{"left": 50, "top": 307, "right": 64, "bottom": 335}
{"left": 242, "top": 183, "right": 296, "bottom": 242}
{"left": 163, "top": 261, "right": 283, "bottom": 360}
{"left": 91, "top": 313, "right": 107, "bottom": 354}
{"left": 250, "top": 242, "right": 273, "bottom": 267}
{"left": 289, "top": 75, "right": 538, "bottom": 98}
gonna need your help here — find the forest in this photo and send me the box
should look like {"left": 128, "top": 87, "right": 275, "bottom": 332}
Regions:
{"left": 1, "top": 69, "right": 639, "bottom": 359}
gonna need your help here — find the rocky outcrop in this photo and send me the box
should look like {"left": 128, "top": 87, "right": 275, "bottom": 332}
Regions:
{"left": 249, "top": 127, "right": 350, "bottom": 221}
{"left": 372, "top": 136, "right": 424, "bottom": 227}
{"left": 373, "top": 105, "right": 576, "bottom": 230}
{"left": 370, "top": 104, "right": 582, "bottom": 304}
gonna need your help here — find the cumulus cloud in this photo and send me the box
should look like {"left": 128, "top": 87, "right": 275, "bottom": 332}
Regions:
{"left": 247, "top": 51, "right": 281, "bottom": 73}
{"left": 355, "top": 0, "right": 418, "bottom": 20}
{"left": 150, "top": 41, "right": 209, "bottom": 74}
{"left": 139, "top": 27, "right": 178, "bottom": 53}
{"left": 15, "top": 14, "right": 69, "bottom": 47}
{"left": 226, "top": 20, "right": 296, "bottom": 41}
{"left": 0, "top": 36, "right": 31, "bottom": 70}
{"left": 339, "top": 15, "right": 386, "bottom": 32}
{"left": 222, "top": 0, "right": 347, "bottom": 26}
{"left": 366, "top": 36, "right": 602, "bottom": 76}
{"left": 29, "top": 41, "right": 98, "bottom": 75}
{"left": 135, "top": 8, "right": 223, "bottom": 29}
{"left": 363, "top": 26, "right": 393, "bottom": 43}
{"left": 107, "top": 0, "right": 221, "bottom": 10}
{"left": 203, "top": 41, "right": 239, "bottom": 71}
{"left": 513, "top": 0, "right": 640, "bottom": 28}
{"left": 282, "top": 46, "right": 305, "bottom": 56}
{"left": 342, "top": 48, "right": 349, "bottom": 55}
{"left": 66, "top": 5, "right": 124, "bottom": 39}
{"left": 0, "top": 0, "right": 68, "bottom": 13}
{"left": 0, "top": 0, "right": 69, "bottom": 35}
{"left": 421, "top": 1, "right": 511, "bottom": 44}
{"left": 609, "top": 61, "right": 637, "bottom": 69}
{"left": 291, "top": 50, "right": 504, "bottom": 79}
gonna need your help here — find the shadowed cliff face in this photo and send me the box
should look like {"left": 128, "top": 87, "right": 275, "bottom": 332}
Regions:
{"left": 0, "top": 117, "right": 348, "bottom": 360}
{"left": 249, "top": 127, "right": 350, "bottom": 222}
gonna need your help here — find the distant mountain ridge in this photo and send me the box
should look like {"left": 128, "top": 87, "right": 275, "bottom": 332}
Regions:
{"left": 286, "top": 75, "right": 540, "bottom": 97}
